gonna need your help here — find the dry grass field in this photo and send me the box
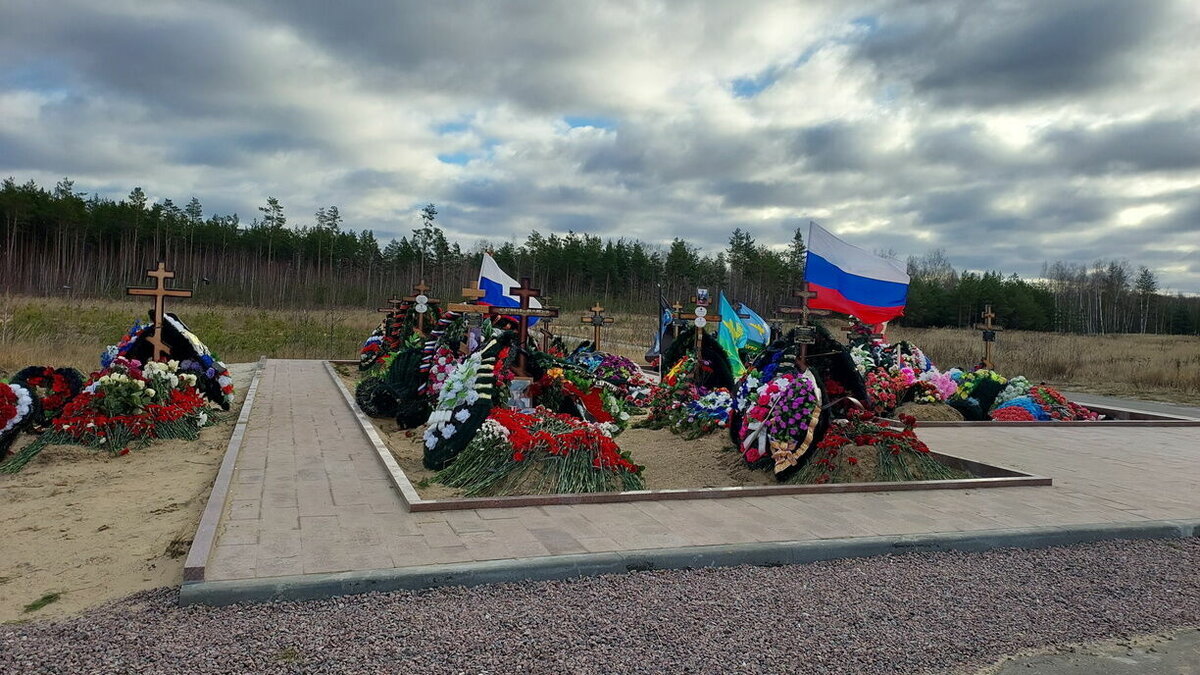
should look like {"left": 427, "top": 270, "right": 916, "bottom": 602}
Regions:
{"left": 3, "top": 295, "right": 1198, "bottom": 404}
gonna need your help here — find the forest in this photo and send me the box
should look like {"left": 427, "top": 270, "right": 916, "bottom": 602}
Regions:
{"left": 2, "top": 177, "right": 1198, "bottom": 335}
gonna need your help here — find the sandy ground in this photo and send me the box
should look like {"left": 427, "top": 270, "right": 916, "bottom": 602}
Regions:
{"left": 0, "top": 363, "right": 255, "bottom": 622}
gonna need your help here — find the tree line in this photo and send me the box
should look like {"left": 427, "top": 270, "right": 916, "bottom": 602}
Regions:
{"left": 1, "top": 177, "right": 1197, "bottom": 335}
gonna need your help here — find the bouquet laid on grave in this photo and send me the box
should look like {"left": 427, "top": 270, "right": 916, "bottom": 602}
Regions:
{"left": 636, "top": 355, "right": 730, "bottom": 439}
{"left": 0, "top": 357, "right": 227, "bottom": 473}
{"left": 990, "top": 385, "right": 1100, "bottom": 422}
{"left": 788, "top": 409, "right": 967, "bottom": 485}
{"left": 585, "top": 353, "right": 655, "bottom": 407}
{"left": 527, "top": 366, "right": 633, "bottom": 431}
{"left": 434, "top": 406, "right": 643, "bottom": 496}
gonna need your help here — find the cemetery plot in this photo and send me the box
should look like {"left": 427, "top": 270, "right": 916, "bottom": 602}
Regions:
{"left": 0, "top": 261, "right": 249, "bottom": 619}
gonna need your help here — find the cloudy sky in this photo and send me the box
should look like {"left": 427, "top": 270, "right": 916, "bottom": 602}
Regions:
{"left": 2, "top": 0, "right": 1199, "bottom": 291}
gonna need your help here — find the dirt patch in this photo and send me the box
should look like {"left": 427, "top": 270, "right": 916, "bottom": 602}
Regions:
{"left": 895, "top": 402, "right": 964, "bottom": 421}
{"left": 622, "top": 424, "right": 776, "bottom": 490}
{"left": 0, "top": 363, "right": 255, "bottom": 622}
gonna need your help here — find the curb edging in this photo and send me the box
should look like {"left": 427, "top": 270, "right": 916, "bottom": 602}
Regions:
{"left": 179, "top": 518, "right": 1200, "bottom": 606}
{"left": 182, "top": 356, "right": 267, "bottom": 583}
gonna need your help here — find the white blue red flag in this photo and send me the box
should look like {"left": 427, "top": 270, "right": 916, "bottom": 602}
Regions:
{"left": 478, "top": 252, "right": 541, "bottom": 324}
{"left": 805, "top": 222, "right": 909, "bottom": 325}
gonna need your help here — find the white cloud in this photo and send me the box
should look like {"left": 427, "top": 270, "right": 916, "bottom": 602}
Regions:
{"left": 0, "top": 0, "right": 1198, "bottom": 290}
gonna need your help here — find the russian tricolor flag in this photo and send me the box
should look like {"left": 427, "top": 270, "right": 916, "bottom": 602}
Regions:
{"left": 478, "top": 252, "right": 541, "bottom": 324}
{"left": 805, "top": 223, "right": 909, "bottom": 325}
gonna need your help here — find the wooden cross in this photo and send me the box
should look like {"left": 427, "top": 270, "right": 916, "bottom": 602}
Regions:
{"left": 446, "top": 281, "right": 488, "bottom": 315}
{"left": 974, "top": 304, "right": 1003, "bottom": 369}
{"left": 377, "top": 297, "right": 404, "bottom": 314}
{"left": 402, "top": 280, "right": 440, "bottom": 332}
{"left": 126, "top": 262, "right": 193, "bottom": 362}
{"left": 580, "top": 303, "right": 614, "bottom": 350}
{"left": 779, "top": 285, "right": 831, "bottom": 369}
{"left": 679, "top": 292, "right": 720, "bottom": 360}
{"left": 488, "top": 277, "right": 559, "bottom": 372}
{"left": 670, "top": 300, "right": 684, "bottom": 338}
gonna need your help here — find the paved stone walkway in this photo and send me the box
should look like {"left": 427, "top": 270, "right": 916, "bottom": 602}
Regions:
{"left": 203, "top": 360, "right": 1200, "bottom": 581}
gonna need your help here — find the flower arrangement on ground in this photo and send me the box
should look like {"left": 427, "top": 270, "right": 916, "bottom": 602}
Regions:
{"left": 102, "top": 314, "right": 235, "bottom": 410}
{"left": 734, "top": 370, "right": 823, "bottom": 475}
{"left": 636, "top": 355, "right": 729, "bottom": 439}
{"left": 8, "top": 366, "right": 85, "bottom": 429}
{"left": 788, "top": 409, "right": 968, "bottom": 484}
{"left": 422, "top": 332, "right": 515, "bottom": 470}
{"left": 0, "top": 357, "right": 226, "bottom": 473}
{"left": 0, "top": 382, "right": 39, "bottom": 459}
{"left": 947, "top": 369, "right": 1008, "bottom": 420}
{"left": 990, "top": 385, "right": 1100, "bottom": 422}
{"left": 433, "top": 406, "right": 643, "bottom": 496}
{"left": 528, "top": 366, "right": 633, "bottom": 430}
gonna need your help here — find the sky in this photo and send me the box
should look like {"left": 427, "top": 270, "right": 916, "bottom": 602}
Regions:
{"left": 2, "top": 0, "right": 1199, "bottom": 292}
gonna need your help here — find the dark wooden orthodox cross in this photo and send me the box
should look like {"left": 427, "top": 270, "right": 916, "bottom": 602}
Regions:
{"left": 580, "top": 303, "right": 614, "bottom": 350}
{"left": 403, "top": 280, "right": 440, "bottom": 332}
{"left": 779, "top": 284, "right": 830, "bottom": 369}
{"left": 489, "top": 277, "right": 559, "bottom": 372}
{"left": 126, "top": 262, "right": 193, "bottom": 362}
{"left": 678, "top": 293, "right": 720, "bottom": 360}
{"left": 974, "top": 304, "right": 1003, "bottom": 369}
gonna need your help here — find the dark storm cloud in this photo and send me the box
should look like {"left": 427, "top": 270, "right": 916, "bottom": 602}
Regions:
{"left": 1044, "top": 114, "right": 1200, "bottom": 174}
{"left": 857, "top": 0, "right": 1174, "bottom": 107}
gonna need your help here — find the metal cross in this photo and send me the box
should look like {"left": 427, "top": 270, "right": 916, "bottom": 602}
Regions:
{"left": 126, "top": 262, "right": 193, "bottom": 362}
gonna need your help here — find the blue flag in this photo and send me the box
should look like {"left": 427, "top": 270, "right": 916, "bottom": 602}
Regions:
{"left": 737, "top": 302, "right": 771, "bottom": 346}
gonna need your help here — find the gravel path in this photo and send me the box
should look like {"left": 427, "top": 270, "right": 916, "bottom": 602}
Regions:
{"left": 3, "top": 538, "right": 1198, "bottom": 674}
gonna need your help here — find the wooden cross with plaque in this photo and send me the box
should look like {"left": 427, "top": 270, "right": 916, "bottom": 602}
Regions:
{"left": 974, "top": 304, "right": 1003, "bottom": 369}
{"left": 580, "top": 303, "right": 614, "bottom": 350}
{"left": 779, "top": 284, "right": 830, "bottom": 369}
{"left": 678, "top": 292, "right": 720, "bottom": 361}
{"left": 126, "top": 262, "right": 193, "bottom": 362}
{"left": 488, "top": 277, "right": 559, "bottom": 372}
{"left": 403, "top": 280, "right": 440, "bottom": 332}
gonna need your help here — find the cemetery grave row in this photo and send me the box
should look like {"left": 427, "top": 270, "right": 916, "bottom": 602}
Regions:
{"left": 346, "top": 264, "right": 1184, "bottom": 506}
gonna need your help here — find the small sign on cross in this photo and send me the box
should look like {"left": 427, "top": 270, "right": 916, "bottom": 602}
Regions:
{"left": 974, "top": 304, "right": 1004, "bottom": 369}
{"left": 403, "top": 280, "right": 440, "bottom": 331}
{"left": 679, "top": 289, "right": 721, "bottom": 361}
{"left": 126, "top": 262, "right": 193, "bottom": 362}
{"left": 778, "top": 284, "right": 830, "bottom": 368}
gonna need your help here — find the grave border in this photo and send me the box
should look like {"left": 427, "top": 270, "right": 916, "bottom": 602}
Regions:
{"left": 325, "top": 361, "right": 1053, "bottom": 514}
{"left": 183, "top": 357, "right": 267, "bottom": 582}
